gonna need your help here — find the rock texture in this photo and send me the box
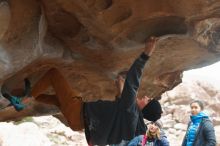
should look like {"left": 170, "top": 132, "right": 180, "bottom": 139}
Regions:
{"left": 0, "top": 0, "right": 220, "bottom": 120}
{"left": 0, "top": 116, "right": 87, "bottom": 146}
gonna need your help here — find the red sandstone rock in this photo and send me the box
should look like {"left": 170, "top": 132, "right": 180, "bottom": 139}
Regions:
{"left": 0, "top": 0, "right": 220, "bottom": 121}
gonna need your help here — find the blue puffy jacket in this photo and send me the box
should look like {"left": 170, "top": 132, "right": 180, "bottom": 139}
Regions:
{"left": 182, "top": 112, "right": 216, "bottom": 146}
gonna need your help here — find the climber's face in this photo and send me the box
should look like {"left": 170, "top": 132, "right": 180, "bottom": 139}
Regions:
{"left": 136, "top": 96, "right": 151, "bottom": 110}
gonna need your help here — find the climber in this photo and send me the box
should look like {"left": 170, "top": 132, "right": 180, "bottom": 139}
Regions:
{"left": 1, "top": 37, "right": 162, "bottom": 145}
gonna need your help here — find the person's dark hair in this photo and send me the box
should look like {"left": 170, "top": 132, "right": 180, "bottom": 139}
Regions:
{"left": 190, "top": 100, "right": 204, "bottom": 110}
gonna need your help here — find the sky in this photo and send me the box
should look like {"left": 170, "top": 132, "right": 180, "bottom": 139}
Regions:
{"left": 183, "top": 61, "right": 220, "bottom": 89}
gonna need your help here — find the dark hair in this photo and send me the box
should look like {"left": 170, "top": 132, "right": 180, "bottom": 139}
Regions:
{"left": 190, "top": 100, "right": 204, "bottom": 110}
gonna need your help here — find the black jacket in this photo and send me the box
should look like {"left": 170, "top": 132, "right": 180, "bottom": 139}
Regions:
{"left": 84, "top": 53, "right": 149, "bottom": 145}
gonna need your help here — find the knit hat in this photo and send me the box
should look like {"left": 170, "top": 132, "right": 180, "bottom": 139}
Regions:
{"left": 142, "top": 99, "right": 162, "bottom": 122}
{"left": 154, "top": 119, "right": 163, "bottom": 129}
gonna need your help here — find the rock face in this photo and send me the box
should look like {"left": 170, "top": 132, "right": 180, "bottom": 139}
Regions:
{"left": 0, "top": 0, "right": 220, "bottom": 120}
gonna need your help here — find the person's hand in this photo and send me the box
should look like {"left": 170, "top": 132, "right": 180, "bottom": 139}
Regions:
{"left": 144, "top": 36, "right": 158, "bottom": 56}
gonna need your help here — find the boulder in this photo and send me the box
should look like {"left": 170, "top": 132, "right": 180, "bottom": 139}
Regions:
{"left": 0, "top": 0, "right": 220, "bottom": 122}
{"left": 0, "top": 122, "right": 52, "bottom": 146}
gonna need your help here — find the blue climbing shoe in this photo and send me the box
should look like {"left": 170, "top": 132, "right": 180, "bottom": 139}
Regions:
{"left": 9, "top": 96, "right": 26, "bottom": 111}
{"left": 1, "top": 78, "right": 31, "bottom": 111}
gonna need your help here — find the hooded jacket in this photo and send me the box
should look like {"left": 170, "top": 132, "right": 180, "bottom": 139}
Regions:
{"left": 127, "top": 130, "right": 169, "bottom": 146}
{"left": 84, "top": 53, "right": 149, "bottom": 145}
{"left": 182, "top": 112, "right": 216, "bottom": 146}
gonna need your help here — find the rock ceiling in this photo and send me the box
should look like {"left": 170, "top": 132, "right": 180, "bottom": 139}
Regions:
{"left": 0, "top": 0, "right": 220, "bottom": 120}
